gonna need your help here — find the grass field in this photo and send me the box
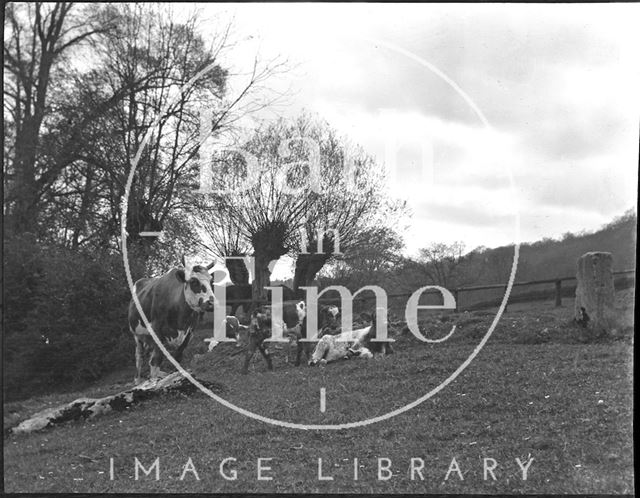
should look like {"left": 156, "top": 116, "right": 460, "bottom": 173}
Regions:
{"left": 3, "top": 292, "right": 634, "bottom": 494}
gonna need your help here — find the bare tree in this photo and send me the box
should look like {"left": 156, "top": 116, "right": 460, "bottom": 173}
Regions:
{"left": 418, "top": 241, "right": 466, "bottom": 288}
{"left": 195, "top": 197, "right": 252, "bottom": 284}
{"left": 195, "top": 112, "right": 408, "bottom": 303}
{"left": 325, "top": 226, "right": 405, "bottom": 288}
{"left": 3, "top": 2, "right": 113, "bottom": 233}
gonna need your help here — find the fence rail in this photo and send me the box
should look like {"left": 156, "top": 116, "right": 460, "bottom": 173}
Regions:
{"left": 222, "top": 269, "right": 636, "bottom": 312}
{"left": 453, "top": 268, "right": 635, "bottom": 311}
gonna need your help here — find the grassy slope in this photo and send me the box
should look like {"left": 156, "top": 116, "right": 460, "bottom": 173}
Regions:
{"left": 3, "top": 292, "right": 634, "bottom": 494}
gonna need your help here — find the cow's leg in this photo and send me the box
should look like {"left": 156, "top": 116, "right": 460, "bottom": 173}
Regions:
{"left": 173, "top": 329, "right": 192, "bottom": 363}
{"left": 293, "top": 325, "right": 308, "bottom": 366}
{"left": 309, "top": 336, "right": 330, "bottom": 366}
{"left": 374, "top": 343, "right": 387, "bottom": 360}
{"left": 295, "top": 341, "right": 304, "bottom": 366}
{"left": 149, "top": 345, "right": 168, "bottom": 380}
{"left": 295, "top": 341, "right": 313, "bottom": 366}
{"left": 242, "top": 336, "right": 257, "bottom": 374}
{"left": 295, "top": 342, "right": 312, "bottom": 366}
{"left": 305, "top": 343, "right": 315, "bottom": 364}
{"left": 133, "top": 335, "right": 146, "bottom": 385}
{"left": 283, "top": 336, "right": 291, "bottom": 364}
{"left": 257, "top": 342, "right": 273, "bottom": 371}
{"left": 284, "top": 339, "right": 293, "bottom": 365}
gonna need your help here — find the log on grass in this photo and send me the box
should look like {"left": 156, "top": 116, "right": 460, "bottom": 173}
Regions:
{"left": 9, "top": 371, "right": 225, "bottom": 436}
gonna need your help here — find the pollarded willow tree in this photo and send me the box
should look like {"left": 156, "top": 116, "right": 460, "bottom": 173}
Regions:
{"left": 194, "top": 112, "right": 408, "bottom": 303}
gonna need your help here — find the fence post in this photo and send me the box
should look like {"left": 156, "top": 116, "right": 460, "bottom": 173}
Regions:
{"left": 555, "top": 280, "right": 562, "bottom": 307}
{"left": 454, "top": 288, "right": 459, "bottom": 312}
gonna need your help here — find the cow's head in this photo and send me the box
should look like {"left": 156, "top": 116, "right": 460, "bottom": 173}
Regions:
{"left": 295, "top": 301, "right": 306, "bottom": 323}
{"left": 318, "top": 305, "right": 340, "bottom": 336}
{"left": 177, "top": 263, "right": 216, "bottom": 312}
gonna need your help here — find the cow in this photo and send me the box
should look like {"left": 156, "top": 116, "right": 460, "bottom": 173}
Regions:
{"left": 240, "top": 300, "right": 306, "bottom": 373}
{"left": 308, "top": 311, "right": 394, "bottom": 366}
{"left": 287, "top": 305, "right": 341, "bottom": 365}
{"left": 242, "top": 302, "right": 341, "bottom": 372}
{"left": 128, "top": 262, "right": 216, "bottom": 384}
{"left": 204, "top": 316, "right": 249, "bottom": 351}
{"left": 308, "top": 327, "right": 374, "bottom": 366}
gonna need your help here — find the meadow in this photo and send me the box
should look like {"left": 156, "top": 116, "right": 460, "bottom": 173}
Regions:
{"left": 3, "top": 293, "right": 634, "bottom": 494}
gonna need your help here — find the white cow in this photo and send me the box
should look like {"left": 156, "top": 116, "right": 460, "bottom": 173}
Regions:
{"left": 308, "top": 326, "right": 374, "bottom": 366}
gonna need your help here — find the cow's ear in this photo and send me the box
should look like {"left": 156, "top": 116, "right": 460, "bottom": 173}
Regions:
{"left": 176, "top": 269, "right": 186, "bottom": 283}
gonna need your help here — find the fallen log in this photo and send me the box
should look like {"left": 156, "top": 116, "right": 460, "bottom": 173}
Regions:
{"left": 8, "top": 371, "right": 226, "bottom": 436}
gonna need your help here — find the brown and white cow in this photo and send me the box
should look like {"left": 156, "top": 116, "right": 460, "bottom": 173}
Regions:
{"left": 128, "top": 263, "right": 216, "bottom": 384}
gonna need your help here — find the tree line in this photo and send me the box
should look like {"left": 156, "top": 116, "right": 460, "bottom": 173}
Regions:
{"left": 6, "top": 3, "right": 632, "bottom": 400}
{"left": 2, "top": 3, "right": 406, "bottom": 399}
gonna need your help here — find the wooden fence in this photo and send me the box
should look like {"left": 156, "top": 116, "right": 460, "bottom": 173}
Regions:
{"left": 222, "top": 269, "right": 636, "bottom": 314}
{"left": 452, "top": 268, "right": 635, "bottom": 312}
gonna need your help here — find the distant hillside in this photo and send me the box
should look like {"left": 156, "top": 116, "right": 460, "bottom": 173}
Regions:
{"left": 319, "top": 208, "right": 636, "bottom": 311}
{"left": 423, "top": 209, "right": 636, "bottom": 311}
{"left": 492, "top": 208, "right": 637, "bottom": 283}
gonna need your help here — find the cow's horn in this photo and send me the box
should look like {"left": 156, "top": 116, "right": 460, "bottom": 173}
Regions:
{"left": 181, "top": 254, "right": 192, "bottom": 280}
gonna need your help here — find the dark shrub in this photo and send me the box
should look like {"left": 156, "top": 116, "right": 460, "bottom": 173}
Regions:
{"left": 3, "top": 234, "right": 145, "bottom": 401}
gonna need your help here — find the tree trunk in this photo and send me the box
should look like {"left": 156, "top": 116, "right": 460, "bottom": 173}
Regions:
{"left": 6, "top": 4, "right": 66, "bottom": 234}
{"left": 71, "top": 164, "right": 95, "bottom": 249}
{"left": 250, "top": 221, "right": 288, "bottom": 309}
{"left": 252, "top": 252, "right": 272, "bottom": 311}
{"left": 293, "top": 232, "right": 336, "bottom": 291}
{"left": 8, "top": 119, "right": 41, "bottom": 234}
{"left": 293, "top": 252, "right": 331, "bottom": 291}
{"left": 225, "top": 257, "right": 250, "bottom": 285}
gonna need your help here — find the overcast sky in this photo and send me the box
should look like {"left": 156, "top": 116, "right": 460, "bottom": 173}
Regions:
{"left": 189, "top": 3, "right": 638, "bottom": 264}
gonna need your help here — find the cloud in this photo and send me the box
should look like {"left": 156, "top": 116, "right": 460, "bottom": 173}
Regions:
{"left": 516, "top": 155, "right": 638, "bottom": 215}
{"left": 198, "top": 3, "right": 639, "bottom": 251}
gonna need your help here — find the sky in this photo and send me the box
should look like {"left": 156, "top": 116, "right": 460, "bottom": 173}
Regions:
{"left": 182, "top": 3, "right": 639, "bottom": 277}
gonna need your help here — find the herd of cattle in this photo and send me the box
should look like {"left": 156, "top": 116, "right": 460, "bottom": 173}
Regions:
{"left": 128, "top": 262, "right": 393, "bottom": 384}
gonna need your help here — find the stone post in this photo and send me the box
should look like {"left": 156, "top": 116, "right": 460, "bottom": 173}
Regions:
{"left": 554, "top": 280, "right": 562, "bottom": 306}
{"left": 574, "top": 252, "right": 615, "bottom": 337}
